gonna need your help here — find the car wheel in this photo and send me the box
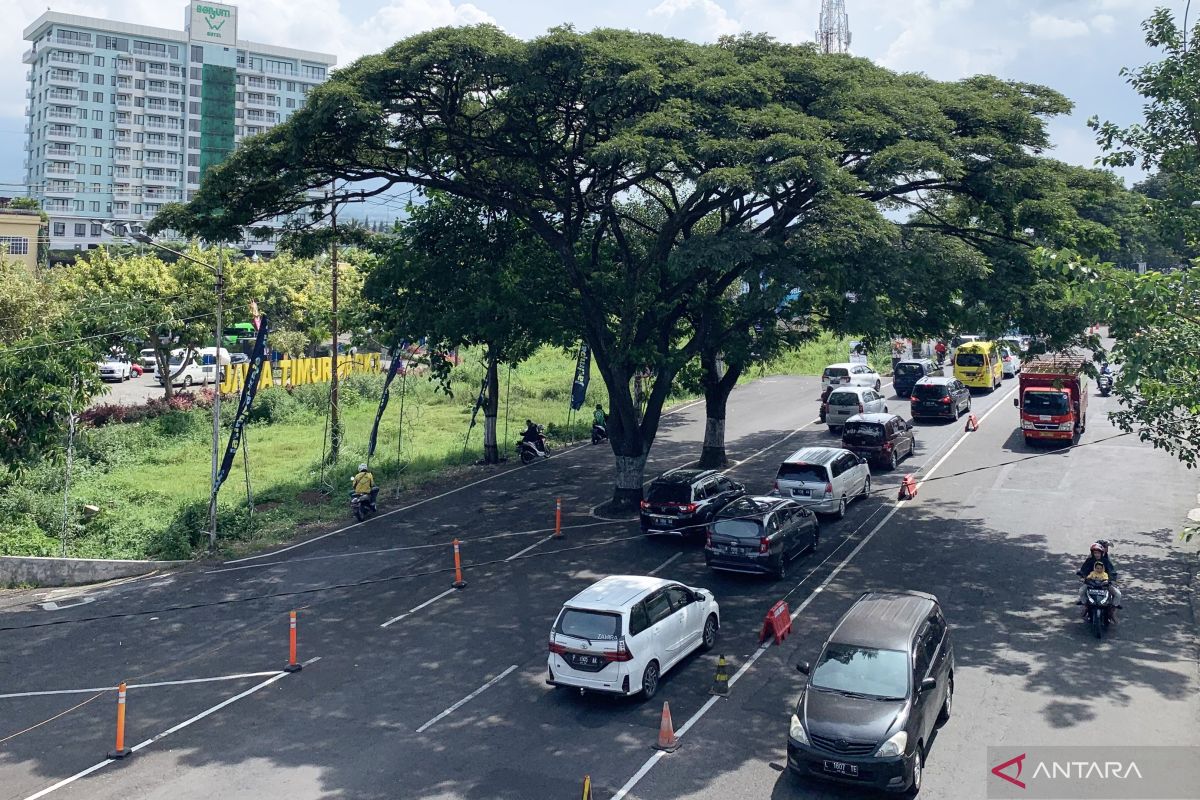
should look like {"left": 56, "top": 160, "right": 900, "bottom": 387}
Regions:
{"left": 906, "top": 745, "right": 924, "bottom": 797}
{"left": 641, "top": 661, "right": 660, "bottom": 700}
{"left": 774, "top": 553, "right": 788, "bottom": 580}
{"left": 182, "top": 376, "right": 193, "bottom": 388}
{"left": 888, "top": 450, "right": 898, "bottom": 471}
{"left": 860, "top": 474, "right": 871, "bottom": 500}
{"left": 875, "top": 380, "right": 881, "bottom": 392}
{"left": 952, "top": 403, "right": 960, "bottom": 421}
{"left": 828, "top": 426, "right": 838, "bottom": 435}
{"left": 834, "top": 496, "right": 847, "bottom": 519}
{"left": 810, "top": 521, "right": 820, "bottom": 551}
{"left": 938, "top": 674, "right": 953, "bottom": 725}
{"left": 700, "top": 614, "right": 718, "bottom": 652}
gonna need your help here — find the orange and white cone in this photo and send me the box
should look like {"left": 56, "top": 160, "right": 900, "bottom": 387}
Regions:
{"left": 652, "top": 701, "right": 680, "bottom": 752}
{"left": 964, "top": 414, "right": 978, "bottom": 432}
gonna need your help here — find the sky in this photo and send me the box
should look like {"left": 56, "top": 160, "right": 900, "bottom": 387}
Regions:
{"left": 1, "top": 0, "right": 1169, "bottom": 217}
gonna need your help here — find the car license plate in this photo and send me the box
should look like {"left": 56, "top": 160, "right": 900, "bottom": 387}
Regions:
{"left": 793, "top": 488, "right": 811, "bottom": 497}
{"left": 573, "top": 654, "right": 602, "bottom": 667}
{"left": 654, "top": 516, "right": 671, "bottom": 525}
{"left": 824, "top": 760, "right": 858, "bottom": 777}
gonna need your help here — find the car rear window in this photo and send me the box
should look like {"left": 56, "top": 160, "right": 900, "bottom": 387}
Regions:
{"left": 912, "top": 383, "right": 948, "bottom": 399}
{"left": 894, "top": 363, "right": 925, "bottom": 376}
{"left": 646, "top": 482, "right": 691, "bottom": 503}
{"left": 823, "top": 367, "right": 849, "bottom": 378}
{"left": 777, "top": 462, "right": 827, "bottom": 482}
{"left": 713, "top": 519, "right": 762, "bottom": 538}
{"left": 842, "top": 421, "right": 884, "bottom": 444}
{"left": 555, "top": 608, "right": 621, "bottom": 641}
{"left": 827, "top": 391, "right": 859, "bottom": 406}
{"left": 956, "top": 353, "right": 984, "bottom": 367}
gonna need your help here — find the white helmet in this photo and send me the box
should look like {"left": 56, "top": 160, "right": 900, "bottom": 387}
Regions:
{"left": 358, "top": 463, "right": 369, "bottom": 472}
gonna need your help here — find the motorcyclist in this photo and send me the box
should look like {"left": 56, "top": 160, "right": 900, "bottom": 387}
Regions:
{"left": 592, "top": 404, "right": 607, "bottom": 442}
{"left": 934, "top": 341, "right": 947, "bottom": 366}
{"left": 1100, "top": 361, "right": 1114, "bottom": 376}
{"left": 352, "top": 463, "right": 377, "bottom": 512}
{"left": 1076, "top": 541, "right": 1122, "bottom": 614}
{"left": 522, "top": 419, "right": 547, "bottom": 453}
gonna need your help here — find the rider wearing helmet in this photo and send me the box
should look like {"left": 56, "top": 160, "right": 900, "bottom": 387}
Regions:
{"left": 352, "top": 462, "right": 377, "bottom": 511}
{"left": 1076, "top": 541, "right": 1122, "bottom": 612}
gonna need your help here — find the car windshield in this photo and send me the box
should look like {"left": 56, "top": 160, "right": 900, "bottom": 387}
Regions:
{"left": 827, "top": 392, "right": 860, "bottom": 406}
{"left": 912, "top": 383, "right": 948, "bottom": 399}
{"left": 777, "top": 462, "right": 827, "bottom": 482}
{"left": 646, "top": 483, "right": 691, "bottom": 504}
{"left": 168, "top": 354, "right": 187, "bottom": 366}
{"left": 956, "top": 353, "right": 984, "bottom": 367}
{"left": 823, "top": 367, "right": 849, "bottom": 379}
{"left": 811, "top": 644, "right": 909, "bottom": 699}
{"left": 555, "top": 608, "right": 621, "bottom": 642}
{"left": 894, "top": 363, "right": 925, "bottom": 376}
{"left": 102, "top": 356, "right": 123, "bottom": 363}
{"left": 713, "top": 519, "right": 762, "bottom": 538}
{"left": 842, "top": 422, "right": 884, "bottom": 445}
{"left": 1024, "top": 392, "right": 1070, "bottom": 415}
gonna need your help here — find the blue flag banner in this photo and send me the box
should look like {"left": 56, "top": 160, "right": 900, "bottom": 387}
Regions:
{"left": 368, "top": 345, "right": 404, "bottom": 458}
{"left": 214, "top": 315, "right": 269, "bottom": 494}
{"left": 570, "top": 343, "right": 590, "bottom": 411}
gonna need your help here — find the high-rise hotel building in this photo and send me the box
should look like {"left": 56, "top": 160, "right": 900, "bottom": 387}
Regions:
{"left": 22, "top": 3, "right": 336, "bottom": 254}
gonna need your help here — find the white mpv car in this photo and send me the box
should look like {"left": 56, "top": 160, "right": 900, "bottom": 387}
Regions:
{"left": 547, "top": 575, "right": 719, "bottom": 699}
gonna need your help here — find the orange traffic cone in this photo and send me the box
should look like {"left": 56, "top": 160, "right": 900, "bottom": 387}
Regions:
{"left": 964, "top": 414, "right": 978, "bottom": 432}
{"left": 898, "top": 474, "right": 918, "bottom": 501}
{"left": 652, "top": 701, "right": 680, "bottom": 752}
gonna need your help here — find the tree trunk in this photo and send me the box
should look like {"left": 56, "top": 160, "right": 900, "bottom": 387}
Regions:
{"left": 155, "top": 336, "right": 173, "bottom": 400}
{"left": 698, "top": 353, "right": 742, "bottom": 469}
{"left": 612, "top": 453, "right": 648, "bottom": 510}
{"left": 482, "top": 352, "right": 501, "bottom": 464}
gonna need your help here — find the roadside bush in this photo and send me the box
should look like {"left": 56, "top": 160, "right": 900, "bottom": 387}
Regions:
{"left": 290, "top": 383, "right": 330, "bottom": 413}
{"left": 340, "top": 373, "right": 387, "bottom": 407}
{"left": 247, "top": 388, "right": 301, "bottom": 425}
{"left": 150, "top": 500, "right": 256, "bottom": 560}
{"left": 0, "top": 516, "right": 59, "bottom": 557}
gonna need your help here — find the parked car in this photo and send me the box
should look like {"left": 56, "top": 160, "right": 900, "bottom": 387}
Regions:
{"left": 156, "top": 347, "right": 230, "bottom": 388}
{"left": 640, "top": 468, "right": 745, "bottom": 536}
{"left": 704, "top": 495, "right": 819, "bottom": 579}
{"left": 546, "top": 575, "right": 719, "bottom": 699}
{"left": 825, "top": 386, "right": 887, "bottom": 432}
{"left": 97, "top": 354, "right": 132, "bottom": 382}
{"left": 909, "top": 377, "right": 971, "bottom": 422}
{"left": 129, "top": 362, "right": 144, "bottom": 377}
{"left": 841, "top": 413, "right": 915, "bottom": 471}
{"left": 774, "top": 446, "right": 871, "bottom": 519}
{"left": 230, "top": 353, "right": 251, "bottom": 366}
{"left": 999, "top": 346, "right": 1021, "bottom": 378}
{"left": 139, "top": 348, "right": 158, "bottom": 371}
{"left": 788, "top": 590, "right": 954, "bottom": 795}
{"left": 891, "top": 359, "right": 938, "bottom": 398}
{"left": 822, "top": 363, "right": 882, "bottom": 392}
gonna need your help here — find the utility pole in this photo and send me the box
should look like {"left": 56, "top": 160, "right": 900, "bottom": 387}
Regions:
{"left": 208, "top": 244, "right": 224, "bottom": 551}
{"left": 329, "top": 185, "right": 341, "bottom": 464}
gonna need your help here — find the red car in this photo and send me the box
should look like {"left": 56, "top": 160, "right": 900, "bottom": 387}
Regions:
{"left": 129, "top": 363, "right": 144, "bottom": 377}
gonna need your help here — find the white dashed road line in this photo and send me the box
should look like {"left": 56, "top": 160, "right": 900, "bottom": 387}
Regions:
{"left": 379, "top": 588, "right": 458, "bottom": 629}
{"left": 0, "top": 671, "right": 287, "bottom": 700}
{"left": 415, "top": 665, "right": 518, "bottom": 734}
{"left": 647, "top": 552, "right": 683, "bottom": 576}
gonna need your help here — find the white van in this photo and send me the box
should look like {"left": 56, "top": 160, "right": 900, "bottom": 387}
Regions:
{"left": 156, "top": 347, "right": 230, "bottom": 388}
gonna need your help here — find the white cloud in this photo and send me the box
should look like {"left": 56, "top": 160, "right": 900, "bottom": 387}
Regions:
{"left": 1091, "top": 13, "right": 1116, "bottom": 34}
{"left": 876, "top": 0, "right": 1017, "bottom": 79}
{"left": 1029, "top": 12, "right": 1091, "bottom": 40}
{"left": 647, "top": 0, "right": 741, "bottom": 41}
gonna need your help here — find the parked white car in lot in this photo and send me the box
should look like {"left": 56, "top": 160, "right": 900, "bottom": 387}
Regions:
{"left": 825, "top": 386, "right": 887, "bottom": 431}
{"left": 547, "top": 575, "right": 719, "bottom": 699}
{"left": 139, "top": 348, "right": 158, "bottom": 371}
{"left": 822, "top": 362, "right": 882, "bottom": 392}
{"left": 97, "top": 354, "right": 132, "bottom": 382}
{"left": 156, "top": 347, "right": 230, "bottom": 388}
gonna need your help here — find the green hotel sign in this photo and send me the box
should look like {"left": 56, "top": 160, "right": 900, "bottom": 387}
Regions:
{"left": 190, "top": 2, "right": 236, "bottom": 44}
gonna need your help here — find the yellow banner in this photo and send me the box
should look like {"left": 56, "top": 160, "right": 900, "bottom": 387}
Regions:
{"left": 220, "top": 352, "right": 384, "bottom": 394}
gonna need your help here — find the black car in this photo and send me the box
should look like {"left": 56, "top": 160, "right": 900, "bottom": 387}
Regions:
{"left": 704, "top": 496, "right": 819, "bottom": 579}
{"left": 909, "top": 377, "right": 971, "bottom": 421}
{"left": 892, "top": 359, "right": 938, "bottom": 398}
{"left": 640, "top": 468, "right": 745, "bottom": 536}
{"left": 788, "top": 590, "right": 954, "bottom": 795}
{"left": 841, "top": 413, "right": 915, "bottom": 470}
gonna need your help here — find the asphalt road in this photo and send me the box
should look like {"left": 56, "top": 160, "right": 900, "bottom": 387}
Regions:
{"left": 89, "top": 372, "right": 209, "bottom": 408}
{"left": 2, "top": 368, "right": 1197, "bottom": 800}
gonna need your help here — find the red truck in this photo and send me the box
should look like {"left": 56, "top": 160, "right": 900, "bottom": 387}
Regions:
{"left": 1013, "top": 355, "right": 1089, "bottom": 444}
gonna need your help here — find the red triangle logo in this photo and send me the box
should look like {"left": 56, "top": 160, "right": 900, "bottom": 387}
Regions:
{"left": 991, "top": 752, "right": 1026, "bottom": 789}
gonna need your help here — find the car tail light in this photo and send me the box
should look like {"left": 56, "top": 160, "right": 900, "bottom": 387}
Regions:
{"left": 824, "top": 482, "right": 833, "bottom": 498}
{"left": 607, "top": 638, "right": 633, "bottom": 662}
{"left": 910, "top": 396, "right": 919, "bottom": 403}
{"left": 774, "top": 480, "right": 780, "bottom": 492}
{"left": 858, "top": 403, "right": 864, "bottom": 413}
{"left": 548, "top": 641, "right": 567, "bottom": 655}
{"left": 882, "top": 441, "right": 892, "bottom": 450}
{"left": 706, "top": 531, "right": 713, "bottom": 547}
{"left": 639, "top": 500, "right": 650, "bottom": 510}
{"left": 759, "top": 537, "right": 770, "bottom": 554}
{"left": 941, "top": 396, "right": 952, "bottom": 404}
{"left": 681, "top": 503, "right": 698, "bottom": 514}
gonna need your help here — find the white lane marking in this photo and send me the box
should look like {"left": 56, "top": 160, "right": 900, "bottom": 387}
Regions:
{"left": 505, "top": 534, "right": 555, "bottom": 562}
{"left": 379, "top": 588, "right": 458, "bottom": 628}
{"left": 19, "top": 659, "right": 318, "bottom": 800}
{"left": 647, "top": 552, "right": 682, "bottom": 576}
{"left": 415, "top": 665, "right": 518, "bottom": 733}
{"left": 610, "top": 385, "right": 1013, "bottom": 800}
{"left": 39, "top": 597, "right": 95, "bottom": 612}
{"left": 728, "top": 420, "right": 820, "bottom": 468}
{"left": 0, "top": 671, "right": 285, "bottom": 700}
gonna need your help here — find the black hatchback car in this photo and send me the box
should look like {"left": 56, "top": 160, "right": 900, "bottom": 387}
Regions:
{"left": 892, "top": 359, "right": 938, "bottom": 398}
{"left": 909, "top": 377, "right": 971, "bottom": 422}
{"left": 640, "top": 468, "right": 745, "bottom": 536}
{"left": 704, "top": 495, "right": 819, "bottom": 579}
{"left": 841, "top": 413, "right": 915, "bottom": 470}
{"left": 787, "top": 590, "right": 954, "bottom": 795}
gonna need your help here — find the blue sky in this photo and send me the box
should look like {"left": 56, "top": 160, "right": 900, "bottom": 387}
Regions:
{"left": 2, "top": 0, "right": 1168, "bottom": 212}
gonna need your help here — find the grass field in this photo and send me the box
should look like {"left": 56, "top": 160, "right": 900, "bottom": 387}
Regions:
{"left": 0, "top": 336, "right": 890, "bottom": 563}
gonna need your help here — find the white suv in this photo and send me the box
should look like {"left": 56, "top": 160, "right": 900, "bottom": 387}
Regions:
{"left": 774, "top": 446, "right": 871, "bottom": 519}
{"left": 547, "top": 575, "right": 719, "bottom": 700}
{"left": 822, "top": 362, "right": 882, "bottom": 391}
{"left": 825, "top": 386, "right": 888, "bottom": 431}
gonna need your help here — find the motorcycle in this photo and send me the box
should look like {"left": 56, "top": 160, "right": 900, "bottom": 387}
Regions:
{"left": 518, "top": 426, "right": 551, "bottom": 465}
{"left": 1098, "top": 373, "right": 1113, "bottom": 397}
{"left": 1082, "top": 577, "right": 1114, "bottom": 639}
{"left": 350, "top": 487, "right": 380, "bottom": 522}
{"left": 591, "top": 423, "right": 608, "bottom": 445}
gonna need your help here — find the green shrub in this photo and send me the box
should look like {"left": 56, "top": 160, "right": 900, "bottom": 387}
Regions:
{"left": 149, "top": 500, "right": 257, "bottom": 560}
{"left": 290, "top": 383, "right": 331, "bottom": 413}
{"left": 247, "top": 389, "right": 302, "bottom": 425}
{"left": 340, "top": 372, "right": 387, "bottom": 407}
{"left": 0, "top": 517, "right": 59, "bottom": 556}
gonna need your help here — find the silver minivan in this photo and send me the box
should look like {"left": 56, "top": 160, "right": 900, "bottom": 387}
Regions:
{"left": 825, "top": 387, "right": 888, "bottom": 432}
{"left": 774, "top": 447, "right": 871, "bottom": 519}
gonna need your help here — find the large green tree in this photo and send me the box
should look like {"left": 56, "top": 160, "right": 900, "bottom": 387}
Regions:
{"left": 153, "top": 26, "right": 1071, "bottom": 508}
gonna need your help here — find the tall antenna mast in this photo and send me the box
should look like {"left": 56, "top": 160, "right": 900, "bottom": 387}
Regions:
{"left": 817, "top": 0, "right": 852, "bottom": 54}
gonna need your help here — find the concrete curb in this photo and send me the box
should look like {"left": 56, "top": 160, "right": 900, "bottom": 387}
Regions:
{"left": 0, "top": 556, "right": 189, "bottom": 588}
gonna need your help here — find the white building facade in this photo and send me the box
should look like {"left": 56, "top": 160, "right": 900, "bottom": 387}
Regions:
{"left": 22, "top": 3, "right": 336, "bottom": 254}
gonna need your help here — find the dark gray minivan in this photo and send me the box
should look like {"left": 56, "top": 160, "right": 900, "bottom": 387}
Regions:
{"left": 787, "top": 590, "right": 953, "bottom": 795}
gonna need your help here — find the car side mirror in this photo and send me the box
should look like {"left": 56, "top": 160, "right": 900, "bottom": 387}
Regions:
{"left": 1012, "top": 398, "right": 1019, "bottom": 407}
{"left": 906, "top": 422, "right": 913, "bottom": 431}
{"left": 920, "top": 676, "right": 937, "bottom": 692}
{"left": 858, "top": 457, "right": 867, "bottom": 465}
{"left": 692, "top": 591, "right": 705, "bottom": 602}
{"left": 796, "top": 661, "right": 811, "bottom": 675}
